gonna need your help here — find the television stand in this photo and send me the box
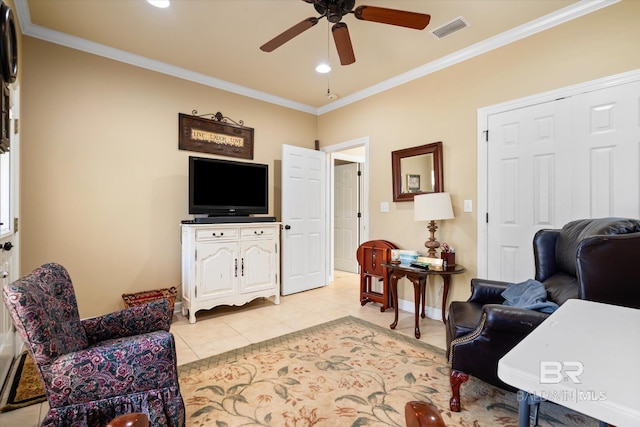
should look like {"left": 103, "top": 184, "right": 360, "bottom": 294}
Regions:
{"left": 181, "top": 221, "right": 281, "bottom": 323}
{"left": 190, "top": 216, "right": 276, "bottom": 224}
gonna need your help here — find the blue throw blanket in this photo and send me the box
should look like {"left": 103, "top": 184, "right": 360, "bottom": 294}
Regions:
{"left": 501, "top": 279, "right": 558, "bottom": 314}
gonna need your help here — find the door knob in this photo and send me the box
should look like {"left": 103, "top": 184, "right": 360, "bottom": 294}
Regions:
{"left": 284, "top": 225, "right": 291, "bottom": 230}
{"left": 2, "top": 242, "right": 12, "bottom": 251}
{"left": 0, "top": 271, "right": 7, "bottom": 279}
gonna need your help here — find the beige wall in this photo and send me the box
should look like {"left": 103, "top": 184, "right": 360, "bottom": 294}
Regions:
{"left": 317, "top": 0, "right": 640, "bottom": 304}
{"left": 17, "top": 0, "right": 640, "bottom": 317}
{"left": 21, "top": 38, "right": 317, "bottom": 318}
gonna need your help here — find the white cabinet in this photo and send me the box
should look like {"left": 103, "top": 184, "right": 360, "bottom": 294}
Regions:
{"left": 181, "top": 222, "right": 281, "bottom": 323}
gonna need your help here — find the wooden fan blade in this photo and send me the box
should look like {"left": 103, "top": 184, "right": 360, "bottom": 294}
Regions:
{"left": 354, "top": 6, "right": 431, "bottom": 30}
{"left": 260, "top": 17, "right": 319, "bottom": 52}
{"left": 332, "top": 22, "right": 355, "bottom": 65}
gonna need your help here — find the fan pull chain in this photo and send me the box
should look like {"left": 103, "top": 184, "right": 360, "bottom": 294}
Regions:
{"left": 326, "top": 20, "right": 332, "bottom": 96}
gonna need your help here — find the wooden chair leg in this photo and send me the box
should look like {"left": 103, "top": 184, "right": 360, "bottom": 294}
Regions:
{"left": 449, "top": 369, "right": 469, "bottom": 412}
{"left": 405, "top": 401, "right": 445, "bottom": 427}
{"left": 360, "top": 275, "right": 369, "bottom": 306}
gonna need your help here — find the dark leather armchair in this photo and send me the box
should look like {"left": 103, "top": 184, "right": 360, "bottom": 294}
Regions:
{"left": 445, "top": 217, "right": 640, "bottom": 412}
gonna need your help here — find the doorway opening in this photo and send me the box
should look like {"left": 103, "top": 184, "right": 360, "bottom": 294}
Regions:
{"left": 322, "top": 137, "right": 370, "bottom": 282}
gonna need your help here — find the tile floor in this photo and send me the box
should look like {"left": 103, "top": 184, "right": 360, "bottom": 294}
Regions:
{"left": 0, "top": 271, "right": 446, "bottom": 426}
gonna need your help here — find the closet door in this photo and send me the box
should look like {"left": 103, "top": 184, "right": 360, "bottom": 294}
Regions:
{"left": 571, "top": 81, "right": 640, "bottom": 219}
{"left": 486, "top": 79, "right": 640, "bottom": 283}
{"left": 334, "top": 162, "right": 360, "bottom": 273}
{"left": 486, "top": 98, "right": 572, "bottom": 282}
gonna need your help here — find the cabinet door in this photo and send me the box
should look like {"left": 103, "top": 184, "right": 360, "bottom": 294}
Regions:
{"left": 196, "top": 242, "right": 239, "bottom": 300}
{"left": 240, "top": 239, "right": 276, "bottom": 293}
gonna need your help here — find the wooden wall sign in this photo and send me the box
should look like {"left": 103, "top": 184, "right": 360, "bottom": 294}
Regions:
{"left": 179, "top": 111, "right": 254, "bottom": 159}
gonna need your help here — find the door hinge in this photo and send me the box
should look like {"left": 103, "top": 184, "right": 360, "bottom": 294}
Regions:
{"left": 357, "top": 212, "right": 362, "bottom": 218}
{"left": 483, "top": 130, "right": 489, "bottom": 142}
{"left": 357, "top": 170, "right": 362, "bottom": 176}
{"left": 486, "top": 213, "right": 489, "bottom": 223}
{"left": 195, "top": 286, "right": 197, "bottom": 298}
{"left": 13, "top": 217, "right": 18, "bottom": 232}
{"left": 13, "top": 118, "right": 18, "bottom": 134}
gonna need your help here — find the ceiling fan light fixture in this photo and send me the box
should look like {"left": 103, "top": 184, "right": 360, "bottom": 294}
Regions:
{"left": 147, "top": 0, "right": 170, "bottom": 8}
{"left": 315, "top": 63, "right": 331, "bottom": 74}
{"left": 261, "top": 1, "right": 429, "bottom": 67}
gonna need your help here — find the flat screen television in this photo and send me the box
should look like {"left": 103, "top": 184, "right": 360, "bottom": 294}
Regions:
{"left": 189, "top": 156, "right": 268, "bottom": 216}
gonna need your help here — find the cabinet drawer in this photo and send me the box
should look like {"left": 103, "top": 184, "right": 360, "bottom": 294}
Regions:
{"left": 195, "top": 228, "right": 238, "bottom": 241}
{"left": 241, "top": 226, "right": 276, "bottom": 239}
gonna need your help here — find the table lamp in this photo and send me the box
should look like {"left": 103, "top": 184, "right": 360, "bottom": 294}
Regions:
{"left": 414, "top": 192, "right": 454, "bottom": 257}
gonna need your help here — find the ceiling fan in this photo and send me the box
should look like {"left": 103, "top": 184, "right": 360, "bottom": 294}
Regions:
{"left": 260, "top": 0, "right": 431, "bottom": 66}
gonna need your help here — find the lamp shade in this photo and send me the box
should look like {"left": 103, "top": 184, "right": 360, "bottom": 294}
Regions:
{"left": 414, "top": 192, "right": 454, "bottom": 221}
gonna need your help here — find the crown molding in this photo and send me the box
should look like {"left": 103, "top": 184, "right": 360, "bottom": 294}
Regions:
{"left": 15, "top": 0, "right": 619, "bottom": 116}
{"left": 317, "top": 0, "right": 620, "bottom": 114}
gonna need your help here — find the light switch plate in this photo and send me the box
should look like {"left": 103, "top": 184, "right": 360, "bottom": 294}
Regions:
{"left": 464, "top": 200, "right": 473, "bottom": 212}
{"left": 380, "top": 202, "right": 389, "bottom": 213}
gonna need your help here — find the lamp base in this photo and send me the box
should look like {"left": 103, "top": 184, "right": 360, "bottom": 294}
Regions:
{"left": 424, "top": 220, "right": 441, "bottom": 258}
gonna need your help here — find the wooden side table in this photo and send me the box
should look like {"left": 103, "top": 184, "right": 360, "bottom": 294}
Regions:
{"left": 383, "top": 263, "right": 466, "bottom": 338}
{"left": 356, "top": 240, "right": 398, "bottom": 311}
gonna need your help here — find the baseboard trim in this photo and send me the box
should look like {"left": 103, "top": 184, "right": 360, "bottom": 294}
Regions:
{"left": 397, "top": 298, "right": 443, "bottom": 322}
{"left": 173, "top": 299, "right": 443, "bottom": 321}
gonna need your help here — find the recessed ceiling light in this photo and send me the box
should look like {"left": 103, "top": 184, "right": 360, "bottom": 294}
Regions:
{"left": 147, "top": 0, "right": 170, "bottom": 8}
{"left": 315, "top": 63, "right": 331, "bottom": 74}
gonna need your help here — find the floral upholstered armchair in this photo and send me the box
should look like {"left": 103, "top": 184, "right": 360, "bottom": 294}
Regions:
{"left": 2, "top": 263, "right": 185, "bottom": 427}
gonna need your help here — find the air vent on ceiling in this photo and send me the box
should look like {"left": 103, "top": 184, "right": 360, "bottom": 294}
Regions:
{"left": 430, "top": 16, "right": 469, "bottom": 39}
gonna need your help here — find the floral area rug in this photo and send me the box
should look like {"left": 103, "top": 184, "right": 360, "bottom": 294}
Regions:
{"left": 178, "top": 316, "right": 598, "bottom": 427}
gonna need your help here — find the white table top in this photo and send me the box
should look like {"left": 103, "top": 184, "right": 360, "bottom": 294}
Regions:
{"left": 498, "top": 299, "right": 640, "bottom": 427}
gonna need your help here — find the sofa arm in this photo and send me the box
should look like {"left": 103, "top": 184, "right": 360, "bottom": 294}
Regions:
{"left": 467, "top": 278, "right": 511, "bottom": 305}
{"left": 82, "top": 299, "right": 172, "bottom": 345}
{"left": 449, "top": 304, "right": 550, "bottom": 390}
{"left": 482, "top": 304, "right": 550, "bottom": 333}
{"left": 41, "top": 330, "right": 179, "bottom": 408}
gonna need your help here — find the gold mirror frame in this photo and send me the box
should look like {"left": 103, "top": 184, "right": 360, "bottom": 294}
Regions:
{"left": 391, "top": 141, "right": 443, "bottom": 202}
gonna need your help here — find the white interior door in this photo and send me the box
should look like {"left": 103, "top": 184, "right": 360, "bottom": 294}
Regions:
{"left": 487, "top": 98, "right": 573, "bottom": 282}
{"left": 0, "top": 84, "right": 20, "bottom": 385}
{"left": 571, "top": 81, "right": 640, "bottom": 219}
{"left": 281, "top": 144, "right": 327, "bottom": 295}
{"left": 334, "top": 162, "right": 360, "bottom": 273}
{"left": 485, "top": 78, "right": 640, "bottom": 282}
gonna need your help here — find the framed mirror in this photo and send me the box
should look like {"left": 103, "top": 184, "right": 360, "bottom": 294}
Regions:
{"left": 392, "top": 141, "right": 443, "bottom": 202}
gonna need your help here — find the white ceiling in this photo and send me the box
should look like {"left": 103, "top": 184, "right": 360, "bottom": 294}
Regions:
{"left": 18, "top": 0, "right": 615, "bottom": 114}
